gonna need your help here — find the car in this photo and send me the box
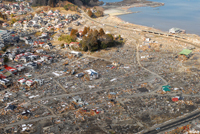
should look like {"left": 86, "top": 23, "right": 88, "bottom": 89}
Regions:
{"left": 76, "top": 73, "right": 84, "bottom": 78}
{"left": 106, "top": 65, "right": 114, "bottom": 68}
{"left": 156, "top": 127, "right": 160, "bottom": 131}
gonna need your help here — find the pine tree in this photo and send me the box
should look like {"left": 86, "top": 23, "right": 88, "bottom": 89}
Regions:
{"left": 99, "top": 28, "right": 105, "bottom": 36}
{"left": 82, "top": 27, "right": 87, "bottom": 36}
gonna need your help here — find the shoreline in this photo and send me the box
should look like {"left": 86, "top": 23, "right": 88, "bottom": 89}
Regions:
{"left": 101, "top": 1, "right": 200, "bottom": 39}
{"left": 103, "top": 1, "right": 164, "bottom": 16}
{"left": 96, "top": 14, "right": 200, "bottom": 44}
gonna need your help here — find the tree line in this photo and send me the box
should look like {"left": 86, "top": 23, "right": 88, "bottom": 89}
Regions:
{"left": 32, "top": 0, "right": 94, "bottom": 7}
{"left": 70, "top": 27, "right": 117, "bottom": 52}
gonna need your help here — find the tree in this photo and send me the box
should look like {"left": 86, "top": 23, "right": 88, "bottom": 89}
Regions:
{"left": 64, "top": 5, "right": 69, "bottom": 10}
{"left": 64, "top": 4, "right": 78, "bottom": 11}
{"left": 94, "top": 10, "right": 103, "bottom": 17}
{"left": 4, "top": 57, "right": 9, "bottom": 64}
{"left": 118, "top": 35, "right": 121, "bottom": 40}
{"left": 60, "top": 43, "right": 64, "bottom": 48}
{"left": 81, "top": 40, "right": 88, "bottom": 51}
{"left": 58, "top": 35, "right": 76, "bottom": 44}
{"left": 101, "top": 34, "right": 114, "bottom": 47}
{"left": 65, "top": 35, "right": 76, "bottom": 44}
{"left": 80, "top": 28, "right": 116, "bottom": 52}
{"left": 50, "top": 28, "right": 54, "bottom": 33}
{"left": 99, "top": 28, "right": 105, "bottom": 36}
{"left": 89, "top": 29, "right": 93, "bottom": 33}
{"left": 93, "top": 30, "right": 99, "bottom": 37}
{"left": 48, "top": 0, "right": 55, "bottom": 7}
{"left": 107, "top": 34, "right": 114, "bottom": 40}
{"left": 82, "top": 27, "right": 88, "bottom": 36}
{"left": 2, "top": 46, "right": 8, "bottom": 52}
{"left": 87, "top": 27, "right": 90, "bottom": 32}
{"left": 90, "top": 36, "right": 99, "bottom": 51}
{"left": 11, "top": 14, "right": 14, "bottom": 17}
{"left": 87, "top": 10, "right": 93, "bottom": 17}
{"left": 70, "top": 29, "right": 78, "bottom": 37}
{"left": 11, "top": 18, "right": 17, "bottom": 24}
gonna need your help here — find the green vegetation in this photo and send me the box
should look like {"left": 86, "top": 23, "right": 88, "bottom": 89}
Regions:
{"left": 70, "top": 29, "right": 78, "bottom": 37}
{"left": 3, "top": 57, "right": 9, "bottom": 64}
{"left": 64, "top": 4, "right": 78, "bottom": 11}
{"left": 60, "top": 43, "right": 64, "bottom": 48}
{"left": 58, "top": 27, "right": 123, "bottom": 52}
{"left": 87, "top": 9, "right": 104, "bottom": 18}
{"left": 99, "top": 28, "right": 105, "bottom": 36}
{"left": 87, "top": 10, "right": 93, "bottom": 17}
{"left": 67, "top": 0, "right": 90, "bottom": 5}
{"left": 35, "top": 32, "right": 42, "bottom": 37}
{"left": 11, "top": 18, "right": 17, "bottom": 24}
{"left": 32, "top": 0, "right": 93, "bottom": 7}
{"left": 80, "top": 27, "right": 118, "bottom": 52}
{"left": 94, "top": 10, "right": 104, "bottom": 18}
{"left": 2, "top": 45, "right": 9, "bottom": 52}
{"left": 58, "top": 34, "right": 76, "bottom": 44}
{"left": 11, "top": 14, "right": 15, "bottom": 18}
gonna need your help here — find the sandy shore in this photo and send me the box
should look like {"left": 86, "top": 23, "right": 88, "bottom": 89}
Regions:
{"left": 104, "top": 8, "right": 132, "bottom": 16}
{"left": 103, "top": 2, "right": 164, "bottom": 16}
{"left": 93, "top": 13, "right": 200, "bottom": 45}
{"left": 101, "top": 1, "right": 200, "bottom": 41}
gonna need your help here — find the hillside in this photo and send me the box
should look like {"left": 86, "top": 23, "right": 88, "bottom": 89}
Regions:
{"left": 32, "top": 0, "right": 104, "bottom": 7}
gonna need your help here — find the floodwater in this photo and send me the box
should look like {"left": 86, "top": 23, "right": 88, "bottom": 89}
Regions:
{"left": 103, "top": 0, "right": 200, "bottom": 35}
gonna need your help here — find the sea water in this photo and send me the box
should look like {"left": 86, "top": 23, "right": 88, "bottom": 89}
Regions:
{"left": 103, "top": 0, "right": 200, "bottom": 35}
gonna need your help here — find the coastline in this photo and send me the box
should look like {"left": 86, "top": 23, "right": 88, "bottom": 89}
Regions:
{"left": 101, "top": 1, "right": 200, "bottom": 40}
{"left": 96, "top": 13, "right": 200, "bottom": 44}
{"left": 103, "top": 1, "right": 164, "bottom": 16}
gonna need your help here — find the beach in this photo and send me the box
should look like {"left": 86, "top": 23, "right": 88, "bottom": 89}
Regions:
{"left": 95, "top": 12, "right": 200, "bottom": 46}
{"left": 103, "top": 0, "right": 164, "bottom": 16}
{"left": 103, "top": 0, "right": 200, "bottom": 36}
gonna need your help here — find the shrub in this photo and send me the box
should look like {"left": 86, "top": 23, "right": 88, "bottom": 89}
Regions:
{"left": 94, "top": 10, "right": 103, "bottom": 17}
{"left": 58, "top": 34, "right": 76, "bottom": 44}
{"left": 11, "top": 14, "right": 14, "bottom": 17}
{"left": 87, "top": 10, "right": 93, "bottom": 17}
{"left": 4, "top": 57, "right": 9, "bottom": 63}
{"left": 100, "top": 43, "right": 107, "bottom": 49}
{"left": 60, "top": 43, "right": 64, "bottom": 48}
{"left": 70, "top": 29, "right": 78, "bottom": 37}
{"left": 11, "top": 18, "right": 17, "bottom": 24}
{"left": 64, "top": 4, "right": 78, "bottom": 11}
{"left": 35, "top": 32, "right": 42, "bottom": 37}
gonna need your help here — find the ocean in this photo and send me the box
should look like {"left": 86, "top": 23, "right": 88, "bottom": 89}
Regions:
{"left": 103, "top": 0, "right": 200, "bottom": 35}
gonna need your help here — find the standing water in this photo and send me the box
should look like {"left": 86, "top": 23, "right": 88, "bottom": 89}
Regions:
{"left": 103, "top": 0, "right": 200, "bottom": 35}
